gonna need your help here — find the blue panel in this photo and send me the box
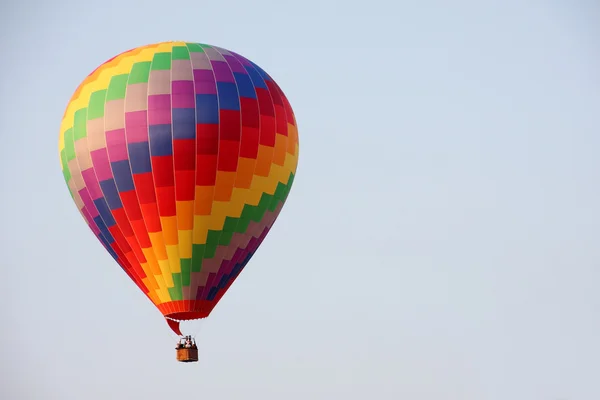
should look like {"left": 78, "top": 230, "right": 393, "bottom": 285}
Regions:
{"left": 217, "top": 274, "right": 228, "bottom": 289}
{"left": 250, "top": 61, "right": 271, "bottom": 81}
{"left": 172, "top": 108, "right": 196, "bottom": 139}
{"left": 149, "top": 124, "right": 173, "bottom": 156}
{"left": 207, "top": 287, "right": 218, "bottom": 301}
{"left": 93, "top": 215, "right": 114, "bottom": 244}
{"left": 128, "top": 142, "right": 152, "bottom": 174}
{"left": 99, "top": 234, "right": 118, "bottom": 260}
{"left": 233, "top": 73, "right": 257, "bottom": 99}
{"left": 195, "top": 94, "right": 219, "bottom": 124}
{"left": 111, "top": 160, "right": 135, "bottom": 192}
{"left": 93, "top": 198, "right": 116, "bottom": 227}
{"left": 245, "top": 65, "right": 267, "bottom": 89}
{"left": 216, "top": 82, "right": 240, "bottom": 110}
{"left": 99, "top": 179, "right": 122, "bottom": 210}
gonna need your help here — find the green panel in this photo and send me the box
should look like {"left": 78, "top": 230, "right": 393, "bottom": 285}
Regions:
{"left": 191, "top": 244, "right": 205, "bottom": 272}
{"left": 180, "top": 258, "right": 192, "bottom": 286}
{"left": 204, "top": 230, "right": 221, "bottom": 258}
{"left": 172, "top": 46, "right": 190, "bottom": 60}
{"left": 185, "top": 43, "right": 205, "bottom": 53}
{"left": 60, "top": 149, "right": 71, "bottom": 183}
{"left": 64, "top": 128, "right": 75, "bottom": 161}
{"left": 234, "top": 217, "right": 251, "bottom": 233}
{"left": 273, "top": 181, "right": 286, "bottom": 200}
{"left": 168, "top": 273, "right": 183, "bottom": 300}
{"left": 151, "top": 52, "right": 172, "bottom": 70}
{"left": 87, "top": 90, "right": 107, "bottom": 120}
{"left": 106, "top": 74, "right": 129, "bottom": 101}
{"left": 219, "top": 231, "right": 233, "bottom": 245}
{"left": 223, "top": 216, "right": 238, "bottom": 232}
{"left": 73, "top": 109, "right": 87, "bottom": 140}
{"left": 128, "top": 62, "right": 151, "bottom": 84}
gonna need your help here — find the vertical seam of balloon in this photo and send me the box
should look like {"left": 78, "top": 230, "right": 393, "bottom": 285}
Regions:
{"left": 220, "top": 51, "right": 262, "bottom": 297}
{"left": 68, "top": 112, "right": 125, "bottom": 285}
{"left": 68, "top": 106, "right": 146, "bottom": 297}
{"left": 95, "top": 75, "right": 155, "bottom": 304}
{"left": 204, "top": 46, "right": 244, "bottom": 303}
{"left": 81, "top": 87, "right": 150, "bottom": 298}
{"left": 187, "top": 43, "right": 206, "bottom": 316}
{"left": 187, "top": 43, "right": 211, "bottom": 314}
{"left": 184, "top": 43, "right": 197, "bottom": 314}
{"left": 120, "top": 52, "right": 173, "bottom": 314}
{"left": 195, "top": 44, "right": 223, "bottom": 302}
{"left": 233, "top": 53, "right": 283, "bottom": 297}
{"left": 147, "top": 46, "right": 180, "bottom": 309}
{"left": 216, "top": 49, "right": 264, "bottom": 302}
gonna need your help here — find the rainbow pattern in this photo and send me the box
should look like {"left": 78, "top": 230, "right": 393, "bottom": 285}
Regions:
{"left": 58, "top": 42, "right": 299, "bottom": 328}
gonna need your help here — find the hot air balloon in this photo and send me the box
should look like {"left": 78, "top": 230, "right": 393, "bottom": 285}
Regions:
{"left": 58, "top": 42, "right": 299, "bottom": 362}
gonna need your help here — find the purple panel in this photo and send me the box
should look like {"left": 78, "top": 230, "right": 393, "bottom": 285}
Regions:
{"left": 106, "top": 129, "right": 129, "bottom": 161}
{"left": 172, "top": 81, "right": 195, "bottom": 108}
{"left": 91, "top": 150, "right": 113, "bottom": 181}
{"left": 223, "top": 55, "right": 246, "bottom": 74}
{"left": 193, "top": 69, "right": 217, "bottom": 95}
{"left": 211, "top": 61, "right": 235, "bottom": 83}
{"left": 79, "top": 188, "right": 99, "bottom": 218}
{"left": 81, "top": 168, "right": 103, "bottom": 200}
{"left": 125, "top": 111, "right": 149, "bottom": 143}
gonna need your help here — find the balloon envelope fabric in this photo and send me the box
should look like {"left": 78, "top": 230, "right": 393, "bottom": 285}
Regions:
{"left": 58, "top": 42, "right": 299, "bottom": 331}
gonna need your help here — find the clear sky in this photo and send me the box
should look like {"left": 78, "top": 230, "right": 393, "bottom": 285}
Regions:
{"left": 1, "top": 0, "right": 599, "bottom": 399}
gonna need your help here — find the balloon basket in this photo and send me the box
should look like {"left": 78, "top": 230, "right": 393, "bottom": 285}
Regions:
{"left": 176, "top": 347, "right": 199, "bottom": 363}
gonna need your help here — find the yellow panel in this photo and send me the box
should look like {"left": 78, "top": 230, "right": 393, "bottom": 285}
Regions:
{"left": 156, "top": 259, "right": 174, "bottom": 287}
{"left": 166, "top": 245, "right": 181, "bottom": 273}
{"left": 154, "top": 274, "right": 172, "bottom": 303}
{"left": 192, "top": 216, "right": 211, "bottom": 244}
{"left": 178, "top": 230, "right": 193, "bottom": 258}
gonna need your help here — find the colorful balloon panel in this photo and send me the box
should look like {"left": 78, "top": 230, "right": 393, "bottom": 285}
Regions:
{"left": 58, "top": 42, "right": 299, "bottom": 325}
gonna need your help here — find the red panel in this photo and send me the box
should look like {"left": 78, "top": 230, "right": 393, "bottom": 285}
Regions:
{"left": 130, "top": 219, "right": 151, "bottom": 248}
{"left": 123, "top": 249, "right": 147, "bottom": 279}
{"left": 140, "top": 202, "right": 162, "bottom": 232}
{"left": 259, "top": 115, "right": 276, "bottom": 147}
{"left": 155, "top": 186, "right": 176, "bottom": 216}
{"left": 256, "top": 88, "right": 274, "bottom": 116}
{"left": 219, "top": 110, "right": 241, "bottom": 141}
{"left": 217, "top": 140, "right": 240, "bottom": 172}
{"left": 281, "top": 93, "right": 296, "bottom": 126}
{"left": 111, "top": 207, "right": 134, "bottom": 237}
{"left": 240, "top": 97, "right": 259, "bottom": 128}
{"left": 266, "top": 80, "right": 283, "bottom": 105}
{"left": 239, "top": 126, "right": 259, "bottom": 159}
{"left": 175, "top": 170, "right": 195, "bottom": 200}
{"left": 196, "top": 155, "right": 218, "bottom": 185}
{"left": 108, "top": 225, "right": 132, "bottom": 253}
{"left": 151, "top": 155, "right": 175, "bottom": 187}
{"left": 133, "top": 172, "right": 157, "bottom": 204}
{"left": 274, "top": 104, "right": 288, "bottom": 136}
{"left": 173, "top": 139, "right": 195, "bottom": 171}
{"left": 196, "top": 124, "right": 219, "bottom": 155}
{"left": 120, "top": 190, "right": 142, "bottom": 220}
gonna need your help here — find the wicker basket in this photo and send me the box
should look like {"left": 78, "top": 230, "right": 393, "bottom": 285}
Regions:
{"left": 176, "top": 347, "right": 199, "bottom": 362}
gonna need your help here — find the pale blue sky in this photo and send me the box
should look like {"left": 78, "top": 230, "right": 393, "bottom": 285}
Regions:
{"left": 1, "top": 0, "right": 599, "bottom": 399}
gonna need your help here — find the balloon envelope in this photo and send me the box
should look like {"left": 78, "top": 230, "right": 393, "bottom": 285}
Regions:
{"left": 58, "top": 42, "right": 299, "bottom": 334}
